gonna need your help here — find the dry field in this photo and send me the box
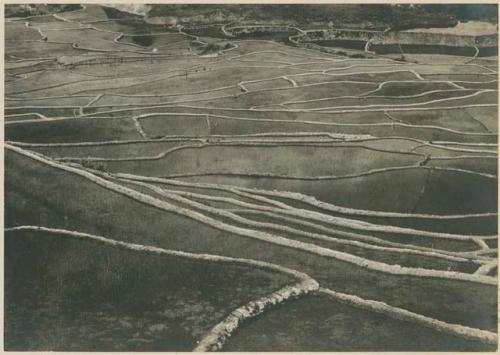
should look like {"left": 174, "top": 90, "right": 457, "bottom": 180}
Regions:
{"left": 4, "top": 4, "right": 499, "bottom": 352}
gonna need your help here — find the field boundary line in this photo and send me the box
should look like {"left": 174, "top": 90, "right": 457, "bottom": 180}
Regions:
{"left": 129, "top": 181, "right": 486, "bottom": 266}
{"left": 130, "top": 174, "right": 494, "bottom": 239}
{"left": 157, "top": 164, "right": 497, "bottom": 181}
{"left": 131, "top": 116, "right": 148, "bottom": 139}
{"left": 319, "top": 287, "right": 497, "bottom": 345}
{"left": 115, "top": 173, "right": 498, "bottom": 222}
{"left": 5, "top": 145, "right": 496, "bottom": 285}
{"left": 291, "top": 90, "right": 496, "bottom": 112}
{"left": 474, "top": 260, "right": 497, "bottom": 276}
{"left": 55, "top": 141, "right": 425, "bottom": 162}
{"left": 283, "top": 88, "right": 472, "bottom": 105}
{"left": 227, "top": 208, "right": 488, "bottom": 260}
{"left": 114, "top": 173, "right": 494, "bottom": 258}
{"left": 472, "top": 238, "right": 490, "bottom": 251}
{"left": 195, "top": 279, "right": 318, "bottom": 351}
{"left": 4, "top": 132, "right": 369, "bottom": 146}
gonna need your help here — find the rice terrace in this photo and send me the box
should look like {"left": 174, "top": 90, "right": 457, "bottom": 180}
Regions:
{"left": 3, "top": 3, "right": 499, "bottom": 352}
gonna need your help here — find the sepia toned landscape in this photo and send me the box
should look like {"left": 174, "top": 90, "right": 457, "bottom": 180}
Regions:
{"left": 4, "top": 3, "right": 499, "bottom": 352}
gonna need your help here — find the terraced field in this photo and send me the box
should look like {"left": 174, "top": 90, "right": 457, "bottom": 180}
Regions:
{"left": 4, "top": 4, "right": 499, "bottom": 352}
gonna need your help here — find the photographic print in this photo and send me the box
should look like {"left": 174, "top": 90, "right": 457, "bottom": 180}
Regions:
{"left": 3, "top": 2, "right": 499, "bottom": 352}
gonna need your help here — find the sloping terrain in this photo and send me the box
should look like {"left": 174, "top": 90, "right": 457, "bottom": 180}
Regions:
{"left": 4, "top": 4, "right": 498, "bottom": 352}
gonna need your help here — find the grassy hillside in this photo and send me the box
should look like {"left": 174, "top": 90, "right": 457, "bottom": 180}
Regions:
{"left": 5, "top": 229, "right": 292, "bottom": 351}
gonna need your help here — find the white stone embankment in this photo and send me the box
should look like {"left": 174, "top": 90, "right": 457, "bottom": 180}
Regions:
{"left": 195, "top": 278, "right": 318, "bottom": 351}
{"left": 320, "top": 287, "right": 497, "bottom": 345}
{"left": 5, "top": 145, "right": 496, "bottom": 286}
{"left": 120, "top": 178, "right": 482, "bottom": 266}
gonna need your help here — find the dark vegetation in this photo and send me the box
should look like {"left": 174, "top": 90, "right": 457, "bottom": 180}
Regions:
{"left": 5, "top": 4, "right": 82, "bottom": 18}
{"left": 315, "top": 39, "right": 367, "bottom": 51}
{"left": 148, "top": 4, "right": 497, "bottom": 30}
{"left": 232, "top": 30, "right": 295, "bottom": 44}
{"left": 369, "top": 43, "right": 492, "bottom": 57}
{"left": 183, "top": 25, "right": 228, "bottom": 39}
{"left": 129, "top": 35, "right": 155, "bottom": 47}
{"left": 101, "top": 6, "right": 172, "bottom": 35}
{"left": 48, "top": 5, "right": 165, "bottom": 44}
{"left": 101, "top": 5, "right": 140, "bottom": 19}
{"left": 199, "top": 42, "right": 234, "bottom": 55}
{"left": 420, "top": 4, "right": 498, "bottom": 24}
